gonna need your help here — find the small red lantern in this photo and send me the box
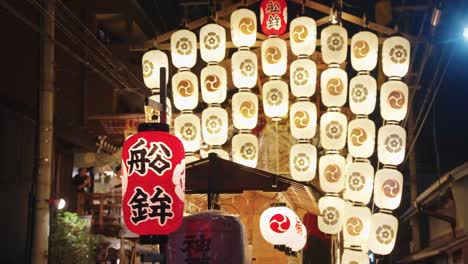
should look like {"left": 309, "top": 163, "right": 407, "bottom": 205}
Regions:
{"left": 260, "top": 0, "right": 288, "bottom": 36}
{"left": 122, "top": 124, "right": 185, "bottom": 236}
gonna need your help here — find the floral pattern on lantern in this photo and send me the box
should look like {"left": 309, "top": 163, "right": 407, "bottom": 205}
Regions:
{"left": 319, "top": 154, "right": 346, "bottom": 193}
{"left": 172, "top": 71, "right": 199, "bottom": 111}
{"left": 290, "top": 58, "right": 317, "bottom": 97}
{"left": 349, "top": 75, "right": 377, "bottom": 115}
{"left": 232, "top": 133, "right": 258, "bottom": 168}
{"left": 262, "top": 80, "right": 289, "bottom": 119}
{"left": 320, "top": 111, "right": 348, "bottom": 150}
{"left": 174, "top": 113, "right": 201, "bottom": 152}
{"left": 142, "top": 49, "right": 169, "bottom": 89}
{"left": 348, "top": 118, "right": 376, "bottom": 158}
{"left": 321, "top": 67, "right": 348, "bottom": 107}
{"left": 290, "top": 143, "right": 317, "bottom": 181}
{"left": 351, "top": 31, "right": 378, "bottom": 71}
{"left": 200, "top": 23, "right": 226, "bottom": 63}
{"left": 378, "top": 125, "right": 406, "bottom": 166}
{"left": 290, "top": 16, "right": 317, "bottom": 56}
{"left": 374, "top": 168, "right": 403, "bottom": 210}
{"left": 343, "top": 162, "right": 374, "bottom": 205}
{"left": 321, "top": 25, "right": 348, "bottom": 64}
{"left": 382, "top": 36, "right": 411, "bottom": 78}
{"left": 200, "top": 65, "right": 227, "bottom": 104}
{"left": 261, "top": 37, "right": 287, "bottom": 76}
{"left": 231, "top": 8, "right": 257, "bottom": 48}
{"left": 171, "top": 29, "right": 197, "bottom": 69}
{"left": 369, "top": 213, "right": 398, "bottom": 255}
{"left": 318, "top": 196, "right": 345, "bottom": 234}
{"left": 232, "top": 50, "right": 258, "bottom": 89}
{"left": 201, "top": 107, "right": 228, "bottom": 146}
{"left": 232, "top": 91, "right": 258, "bottom": 130}
{"left": 290, "top": 101, "right": 317, "bottom": 140}
{"left": 380, "top": 80, "right": 409, "bottom": 122}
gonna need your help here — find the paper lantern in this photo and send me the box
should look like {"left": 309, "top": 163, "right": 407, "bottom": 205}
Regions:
{"left": 377, "top": 125, "right": 406, "bottom": 165}
{"left": 374, "top": 168, "right": 403, "bottom": 210}
{"left": 172, "top": 71, "right": 199, "bottom": 111}
{"left": 262, "top": 80, "right": 289, "bottom": 119}
{"left": 321, "top": 25, "right": 348, "bottom": 65}
{"left": 351, "top": 31, "right": 378, "bottom": 72}
{"left": 260, "top": 0, "right": 287, "bottom": 36}
{"left": 382, "top": 36, "right": 410, "bottom": 78}
{"left": 259, "top": 206, "right": 298, "bottom": 245}
{"left": 342, "top": 249, "right": 370, "bottom": 264}
{"left": 290, "top": 143, "right": 317, "bottom": 181}
{"left": 319, "top": 154, "right": 346, "bottom": 193}
{"left": 343, "top": 162, "right": 374, "bottom": 205}
{"left": 290, "top": 58, "right": 317, "bottom": 97}
{"left": 200, "top": 23, "right": 226, "bottom": 63}
{"left": 142, "top": 49, "right": 169, "bottom": 89}
{"left": 231, "top": 8, "right": 257, "bottom": 48}
{"left": 201, "top": 148, "right": 230, "bottom": 160}
{"left": 174, "top": 113, "right": 201, "bottom": 152}
{"left": 200, "top": 65, "right": 227, "bottom": 104}
{"left": 380, "top": 80, "right": 409, "bottom": 122}
{"left": 185, "top": 155, "right": 200, "bottom": 164}
{"left": 318, "top": 196, "right": 345, "bottom": 234}
{"left": 232, "top": 50, "right": 258, "bottom": 89}
{"left": 347, "top": 118, "right": 376, "bottom": 158}
{"left": 320, "top": 111, "right": 348, "bottom": 150}
{"left": 232, "top": 133, "right": 258, "bottom": 168}
{"left": 349, "top": 74, "right": 377, "bottom": 115}
{"left": 369, "top": 213, "right": 398, "bottom": 255}
{"left": 290, "top": 16, "right": 317, "bottom": 56}
{"left": 145, "top": 93, "right": 172, "bottom": 125}
{"left": 122, "top": 130, "right": 185, "bottom": 235}
{"left": 289, "top": 223, "right": 307, "bottom": 252}
{"left": 290, "top": 101, "right": 317, "bottom": 140}
{"left": 232, "top": 91, "right": 258, "bottom": 130}
{"left": 261, "top": 37, "right": 287, "bottom": 76}
{"left": 201, "top": 107, "right": 228, "bottom": 146}
{"left": 321, "top": 67, "right": 348, "bottom": 107}
{"left": 343, "top": 205, "right": 371, "bottom": 248}
{"left": 171, "top": 29, "right": 197, "bottom": 69}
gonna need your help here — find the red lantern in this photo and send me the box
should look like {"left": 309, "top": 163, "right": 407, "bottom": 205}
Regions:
{"left": 260, "top": 0, "right": 288, "bottom": 36}
{"left": 122, "top": 126, "right": 185, "bottom": 236}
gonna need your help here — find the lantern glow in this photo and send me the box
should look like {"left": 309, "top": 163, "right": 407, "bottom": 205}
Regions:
{"left": 320, "top": 111, "right": 348, "bottom": 150}
{"left": 201, "top": 107, "right": 228, "bottom": 146}
{"left": 349, "top": 75, "right": 377, "bottom": 115}
{"left": 290, "top": 59, "right": 317, "bottom": 97}
{"left": 290, "top": 16, "right": 317, "bottom": 56}
{"left": 320, "top": 67, "right": 348, "bottom": 108}
{"left": 319, "top": 154, "right": 346, "bottom": 193}
{"left": 318, "top": 196, "right": 345, "bottom": 234}
{"left": 262, "top": 80, "right": 289, "bottom": 119}
{"left": 261, "top": 37, "right": 288, "bottom": 76}
{"left": 377, "top": 125, "right": 406, "bottom": 166}
{"left": 174, "top": 113, "right": 201, "bottom": 152}
{"left": 232, "top": 133, "right": 258, "bottom": 168}
{"left": 142, "top": 49, "right": 169, "bottom": 89}
{"left": 320, "top": 25, "right": 348, "bottom": 65}
{"left": 232, "top": 50, "right": 258, "bottom": 89}
{"left": 170, "top": 29, "right": 197, "bottom": 69}
{"left": 369, "top": 213, "right": 398, "bottom": 255}
{"left": 200, "top": 23, "right": 226, "bottom": 63}
{"left": 290, "top": 101, "right": 317, "bottom": 140}
{"left": 232, "top": 91, "right": 258, "bottom": 130}
{"left": 200, "top": 65, "right": 227, "bottom": 104}
{"left": 172, "top": 71, "right": 199, "bottom": 111}
{"left": 350, "top": 31, "right": 379, "bottom": 72}
{"left": 382, "top": 36, "right": 411, "bottom": 78}
{"left": 231, "top": 8, "right": 257, "bottom": 48}
{"left": 289, "top": 143, "right": 317, "bottom": 181}
{"left": 374, "top": 168, "right": 403, "bottom": 210}
{"left": 347, "top": 118, "right": 376, "bottom": 158}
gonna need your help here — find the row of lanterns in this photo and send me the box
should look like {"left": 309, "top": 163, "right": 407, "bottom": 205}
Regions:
{"left": 140, "top": 0, "right": 411, "bottom": 259}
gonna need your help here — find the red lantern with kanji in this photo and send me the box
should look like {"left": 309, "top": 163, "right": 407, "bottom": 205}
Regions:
{"left": 260, "top": 0, "right": 288, "bottom": 36}
{"left": 122, "top": 125, "right": 185, "bottom": 236}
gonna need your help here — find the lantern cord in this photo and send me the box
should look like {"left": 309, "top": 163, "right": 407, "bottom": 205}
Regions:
{"left": 275, "top": 120, "right": 280, "bottom": 176}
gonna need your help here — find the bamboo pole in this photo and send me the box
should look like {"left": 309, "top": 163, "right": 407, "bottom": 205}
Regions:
{"left": 32, "top": 0, "right": 55, "bottom": 263}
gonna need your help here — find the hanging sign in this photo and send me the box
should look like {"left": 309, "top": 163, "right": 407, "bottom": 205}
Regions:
{"left": 122, "top": 130, "right": 185, "bottom": 235}
{"left": 260, "top": 0, "right": 288, "bottom": 36}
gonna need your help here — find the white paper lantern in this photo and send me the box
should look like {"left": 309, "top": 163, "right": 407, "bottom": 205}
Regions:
{"left": 232, "top": 91, "right": 258, "bottom": 130}
{"left": 142, "top": 49, "right": 169, "bottom": 89}
{"left": 343, "top": 162, "right": 374, "bottom": 205}
{"left": 321, "top": 25, "right": 348, "bottom": 65}
{"left": 290, "top": 16, "right": 317, "bottom": 56}
{"left": 342, "top": 249, "right": 370, "bottom": 264}
{"left": 377, "top": 125, "right": 406, "bottom": 166}
{"left": 349, "top": 74, "right": 377, "bottom": 115}
{"left": 290, "top": 59, "right": 317, "bottom": 97}
{"left": 348, "top": 118, "right": 376, "bottom": 158}
{"left": 321, "top": 67, "right": 348, "bottom": 107}
{"left": 185, "top": 155, "right": 200, "bottom": 164}
{"left": 259, "top": 206, "right": 298, "bottom": 246}
{"left": 380, "top": 80, "right": 409, "bottom": 122}
{"left": 174, "top": 113, "right": 201, "bottom": 152}
{"left": 382, "top": 36, "right": 410, "bottom": 78}
{"left": 232, "top": 50, "right": 258, "bottom": 89}
{"left": 290, "top": 101, "right": 317, "bottom": 140}
{"left": 318, "top": 196, "right": 345, "bottom": 234}
{"left": 319, "top": 154, "right": 346, "bottom": 193}
{"left": 262, "top": 80, "right": 289, "bottom": 119}
{"left": 283, "top": 215, "right": 306, "bottom": 249}
{"left": 232, "top": 133, "right": 258, "bottom": 168}
{"left": 200, "top": 65, "right": 227, "bottom": 104}
{"left": 289, "top": 223, "right": 307, "bottom": 252}
{"left": 145, "top": 94, "right": 172, "bottom": 125}
{"left": 171, "top": 29, "right": 197, "bottom": 69}
{"left": 343, "top": 205, "right": 371, "bottom": 248}
{"left": 320, "top": 111, "right": 348, "bottom": 150}
{"left": 201, "top": 148, "right": 230, "bottom": 160}
{"left": 374, "top": 168, "right": 403, "bottom": 210}
{"left": 201, "top": 107, "right": 228, "bottom": 146}
{"left": 261, "top": 37, "right": 287, "bottom": 76}
{"left": 351, "top": 31, "right": 378, "bottom": 72}
{"left": 172, "top": 71, "right": 199, "bottom": 110}
{"left": 200, "top": 23, "right": 226, "bottom": 63}
{"left": 231, "top": 8, "right": 257, "bottom": 48}
{"left": 369, "top": 213, "right": 398, "bottom": 255}
{"left": 290, "top": 143, "right": 317, "bottom": 181}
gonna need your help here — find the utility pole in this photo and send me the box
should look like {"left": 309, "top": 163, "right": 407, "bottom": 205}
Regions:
{"left": 408, "top": 109, "right": 421, "bottom": 252}
{"left": 32, "top": 0, "right": 55, "bottom": 263}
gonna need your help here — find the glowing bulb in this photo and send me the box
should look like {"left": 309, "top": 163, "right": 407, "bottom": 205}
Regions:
{"left": 57, "top": 198, "right": 66, "bottom": 210}
{"left": 464, "top": 27, "right": 468, "bottom": 39}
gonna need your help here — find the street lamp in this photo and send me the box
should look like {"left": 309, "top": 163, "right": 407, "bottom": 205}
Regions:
{"left": 464, "top": 27, "right": 468, "bottom": 39}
